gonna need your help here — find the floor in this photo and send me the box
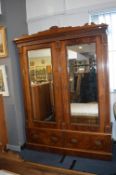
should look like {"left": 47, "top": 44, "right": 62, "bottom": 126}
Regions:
{"left": 20, "top": 143, "right": 116, "bottom": 175}
{"left": 0, "top": 152, "right": 95, "bottom": 175}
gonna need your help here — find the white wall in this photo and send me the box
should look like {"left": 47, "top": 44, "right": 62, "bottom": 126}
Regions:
{"left": 65, "top": 0, "right": 116, "bottom": 10}
{"left": 26, "top": 0, "right": 116, "bottom": 140}
{"left": 26, "top": 0, "right": 116, "bottom": 33}
{"left": 26, "top": 0, "right": 65, "bottom": 20}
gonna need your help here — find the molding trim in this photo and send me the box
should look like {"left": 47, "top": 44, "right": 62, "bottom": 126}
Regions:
{"left": 6, "top": 144, "right": 21, "bottom": 152}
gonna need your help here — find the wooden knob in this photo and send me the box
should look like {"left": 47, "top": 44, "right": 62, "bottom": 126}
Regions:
{"left": 70, "top": 138, "right": 78, "bottom": 144}
{"left": 33, "top": 134, "right": 39, "bottom": 139}
{"left": 51, "top": 136, "right": 58, "bottom": 143}
{"left": 95, "top": 140, "right": 102, "bottom": 146}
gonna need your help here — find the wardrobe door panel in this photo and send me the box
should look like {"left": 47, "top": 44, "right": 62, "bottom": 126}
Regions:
{"left": 23, "top": 42, "right": 63, "bottom": 128}
{"left": 60, "top": 36, "right": 103, "bottom": 130}
{"left": 66, "top": 42, "right": 99, "bottom": 126}
{"left": 28, "top": 48, "right": 55, "bottom": 123}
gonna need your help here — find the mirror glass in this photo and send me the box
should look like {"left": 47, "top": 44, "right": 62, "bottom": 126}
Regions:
{"left": 28, "top": 48, "right": 55, "bottom": 122}
{"left": 67, "top": 43, "right": 99, "bottom": 125}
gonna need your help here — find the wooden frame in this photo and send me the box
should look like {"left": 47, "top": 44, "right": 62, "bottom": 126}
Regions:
{"left": 0, "top": 65, "right": 9, "bottom": 96}
{"left": 0, "top": 95, "right": 8, "bottom": 151}
{"left": 0, "top": 26, "right": 8, "bottom": 58}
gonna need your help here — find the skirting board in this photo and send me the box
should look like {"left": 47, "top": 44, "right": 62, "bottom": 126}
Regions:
{"left": 6, "top": 144, "right": 21, "bottom": 152}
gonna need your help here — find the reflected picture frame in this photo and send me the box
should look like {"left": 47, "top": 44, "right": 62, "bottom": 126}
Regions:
{"left": 0, "top": 26, "right": 8, "bottom": 57}
{"left": 0, "top": 65, "right": 9, "bottom": 96}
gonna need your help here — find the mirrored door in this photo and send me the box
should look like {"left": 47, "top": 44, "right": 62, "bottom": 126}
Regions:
{"left": 28, "top": 48, "right": 55, "bottom": 123}
{"left": 66, "top": 42, "right": 99, "bottom": 125}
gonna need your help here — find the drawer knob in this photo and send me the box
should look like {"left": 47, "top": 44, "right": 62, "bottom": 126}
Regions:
{"left": 70, "top": 138, "right": 78, "bottom": 144}
{"left": 51, "top": 136, "right": 58, "bottom": 143}
{"left": 95, "top": 140, "right": 102, "bottom": 146}
{"left": 33, "top": 134, "right": 39, "bottom": 139}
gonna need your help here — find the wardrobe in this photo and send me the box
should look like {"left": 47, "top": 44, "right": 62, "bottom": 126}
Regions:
{"left": 14, "top": 23, "right": 112, "bottom": 160}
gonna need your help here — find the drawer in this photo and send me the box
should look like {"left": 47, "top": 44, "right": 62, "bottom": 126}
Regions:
{"left": 27, "top": 128, "right": 63, "bottom": 147}
{"left": 63, "top": 131, "right": 112, "bottom": 152}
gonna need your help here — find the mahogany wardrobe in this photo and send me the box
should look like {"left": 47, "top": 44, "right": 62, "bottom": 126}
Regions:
{"left": 14, "top": 23, "right": 112, "bottom": 160}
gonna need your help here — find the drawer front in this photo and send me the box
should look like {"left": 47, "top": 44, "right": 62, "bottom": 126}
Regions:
{"left": 64, "top": 131, "right": 112, "bottom": 152}
{"left": 27, "top": 128, "right": 63, "bottom": 147}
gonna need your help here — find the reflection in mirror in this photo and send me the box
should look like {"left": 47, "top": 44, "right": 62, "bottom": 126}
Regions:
{"left": 67, "top": 43, "right": 99, "bottom": 125}
{"left": 28, "top": 48, "right": 55, "bottom": 122}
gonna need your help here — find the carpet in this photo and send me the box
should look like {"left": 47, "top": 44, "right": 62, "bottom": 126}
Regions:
{"left": 20, "top": 143, "right": 116, "bottom": 175}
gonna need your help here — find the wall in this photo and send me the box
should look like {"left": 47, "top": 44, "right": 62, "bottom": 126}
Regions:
{"left": 26, "top": 0, "right": 116, "bottom": 34}
{"left": 0, "top": 0, "right": 1, "bottom": 14}
{"left": 0, "top": 0, "right": 28, "bottom": 151}
{"left": 26, "top": 0, "right": 116, "bottom": 140}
